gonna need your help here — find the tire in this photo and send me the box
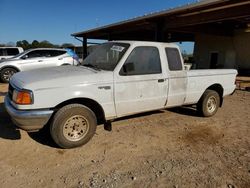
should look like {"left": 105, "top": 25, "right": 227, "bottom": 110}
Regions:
{"left": 0, "top": 68, "right": 17, "bottom": 83}
{"left": 197, "top": 90, "right": 220, "bottom": 117}
{"left": 50, "top": 104, "right": 97, "bottom": 149}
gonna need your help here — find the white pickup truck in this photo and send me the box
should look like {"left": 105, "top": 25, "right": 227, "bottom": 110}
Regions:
{"left": 4, "top": 41, "right": 237, "bottom": 148}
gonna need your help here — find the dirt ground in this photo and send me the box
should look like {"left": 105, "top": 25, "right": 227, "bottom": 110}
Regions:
{"left": 0, "top": 83, "right": 249, "bottom": 188}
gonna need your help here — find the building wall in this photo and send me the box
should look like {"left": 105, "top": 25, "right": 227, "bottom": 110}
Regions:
{"left": 194, "top": 31, "right": 250, "bottom": 71}
{"left": 234, "top": 31, "right": 250, "bottom": 70}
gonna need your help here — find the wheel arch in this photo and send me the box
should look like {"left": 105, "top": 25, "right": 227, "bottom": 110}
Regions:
{"left": 201, "top": 84, "right": 224, "bottom": 107}
{"left": 53, "top": 98, "right": 106, "bottom": 124}
{"left": 0, "top": 65, "right": 20, "bottom": 72}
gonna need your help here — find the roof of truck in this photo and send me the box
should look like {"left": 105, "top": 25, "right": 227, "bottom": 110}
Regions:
{"left": 110, "top": 40, "right": 179, "bottom": 48}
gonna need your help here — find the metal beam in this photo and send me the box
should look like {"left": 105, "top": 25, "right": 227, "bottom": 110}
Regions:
{"left": 164, "top": 4, "right": 250, "bottom": 29}
{"left": 82, "top": 37, "right": 87, "bottom": 59}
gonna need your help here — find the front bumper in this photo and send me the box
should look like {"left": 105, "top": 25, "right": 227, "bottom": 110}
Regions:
{"left": 4, "top": 96, "right": 54, "bottom": 132}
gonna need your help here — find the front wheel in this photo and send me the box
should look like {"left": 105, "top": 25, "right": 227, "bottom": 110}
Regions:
{"left": 50, "top": 104, "right": 97, "bottom": 148}
{"left": 0, "top": 68, "right": 17, "bottom": 83}
{"left": 197, "top": 90, "right": 220, "bottom": 117}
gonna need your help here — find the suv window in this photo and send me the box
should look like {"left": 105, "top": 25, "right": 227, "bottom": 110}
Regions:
{"left": 25, "top": 50, "right": 51, "bottom": 58}
{"left": 25, "top": 50, "right": 42, "bottom": 58}
{"left": 120, "top": 46, "right": 161, "bottom": 76}
{"left": 6, "top": 48, "right": 19, "bottom": 55}
{"left": 49, "top": 50, "right": 66, "bottom": 57}
{"left": 165, "top": 48, "right": 183, "bottom": 71}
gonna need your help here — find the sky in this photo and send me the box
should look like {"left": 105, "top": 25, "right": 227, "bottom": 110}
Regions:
{"left": 0, "top": 0, "right": 196, "bottom": 53}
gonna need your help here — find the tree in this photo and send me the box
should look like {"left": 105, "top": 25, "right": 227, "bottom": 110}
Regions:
{"left": 15, "top": 39, "right": 73, "bottom": 49}
{"left": 16, "top": 40, "right": 30, "bottom": 50}
{"left": 31, "top": 40, "right": 39, "bottom": 48}
{"left": 61, "top": 43, "right": 74, "bottom": 48}
{"left": 38, "top": 40, "right": 54, "bottom": 48}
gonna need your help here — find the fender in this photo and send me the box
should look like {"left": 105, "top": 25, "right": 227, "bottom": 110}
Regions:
{"left": 0, "top": 65, "right": 20, "bottom": 72}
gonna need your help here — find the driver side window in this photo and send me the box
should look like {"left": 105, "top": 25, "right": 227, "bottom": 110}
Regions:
{"left": 120, "top": 46, "right": 161, "bottom": 76}
{"left": 25, "top": 50, "right": 43, "bottom": 59}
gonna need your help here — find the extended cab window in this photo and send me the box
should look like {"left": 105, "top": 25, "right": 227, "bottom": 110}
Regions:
{"left": 120, "top": 46, "right": 161, "bottom": 76}
{"left": 165, "top": 48, "right": 183, "bottom": 71}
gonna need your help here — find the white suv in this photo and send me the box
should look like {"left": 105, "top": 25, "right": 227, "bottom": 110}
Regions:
{"left": 0, "top": 48, "right": 79, "bottom": 83}
{"left": 0, "top": 47, "right": 24, "bottom": 60}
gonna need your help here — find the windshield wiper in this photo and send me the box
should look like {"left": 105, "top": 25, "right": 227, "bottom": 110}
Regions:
{"left": 82, "top": 64, "right": 101, "bottom": 71}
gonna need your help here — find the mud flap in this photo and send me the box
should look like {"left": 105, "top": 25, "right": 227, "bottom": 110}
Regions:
{"left": 104, "top": 121, "right": 112, "bottom": 131}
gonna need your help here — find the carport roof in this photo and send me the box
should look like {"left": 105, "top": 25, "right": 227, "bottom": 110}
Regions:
{"left": 72, "top": 0, "right": 250, "bottom": 42}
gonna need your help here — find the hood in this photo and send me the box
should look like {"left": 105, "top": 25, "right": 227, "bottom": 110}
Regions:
{"left": 10, "top": 66, "right": 113, "bottom": 90}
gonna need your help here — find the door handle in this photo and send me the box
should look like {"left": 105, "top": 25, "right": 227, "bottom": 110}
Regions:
{"left": 158, "top": 79, "right": 165, "bottom": 83}
{"left": 38, "top": 60, "right": 43, "bottom": 62}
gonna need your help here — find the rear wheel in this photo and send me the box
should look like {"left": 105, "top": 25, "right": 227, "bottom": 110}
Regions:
{"left": 0, "top": 68, "right": 17, "bottom": 83}
{"left": 197, "top": 90, "right": 220, "bottom": 117}
{"left": 50, "top": 104, "right": 97, "bottom": 148}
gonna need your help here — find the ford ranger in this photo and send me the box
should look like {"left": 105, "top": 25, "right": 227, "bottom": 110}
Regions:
{"left": 4, "top": 41, "right": 237, "bottom": 148}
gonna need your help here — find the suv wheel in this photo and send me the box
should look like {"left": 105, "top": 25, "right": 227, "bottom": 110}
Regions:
{"left": 0, "top": 68, "right": 17, "bottom": 83}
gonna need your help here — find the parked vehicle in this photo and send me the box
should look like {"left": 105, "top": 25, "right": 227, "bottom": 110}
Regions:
{"left": 4, "top": 41, "right": 237, "bottom": 148}
{"left": 0, "top": 47, "right": 24, "bottom": 60}
{"left": 0, "top": 48, "right": 79, "bottom": 83}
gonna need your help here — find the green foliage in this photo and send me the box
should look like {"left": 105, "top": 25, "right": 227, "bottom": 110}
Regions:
{"left": 61, "top": 43, "right": 74, "bottom": 48}
{"left": 38, "top": 40, "right": 54, "bottom": 48}
{"left": 31, "top": 40, "right": 39, "bottom": 48}
{"left": 16, "top": 40, "right": 30, "bottom": 49}
{"left": 15, "top": 40, "right": 75, "bottom": 50}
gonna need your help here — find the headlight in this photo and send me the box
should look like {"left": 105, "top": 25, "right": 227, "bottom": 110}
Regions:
{"left": 13, "top": 89, "right": 33, "bottom": 105}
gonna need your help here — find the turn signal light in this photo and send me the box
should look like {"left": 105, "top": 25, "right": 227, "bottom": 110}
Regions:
{"left": 13, "top": 90, "right": 33, "bottom": 105}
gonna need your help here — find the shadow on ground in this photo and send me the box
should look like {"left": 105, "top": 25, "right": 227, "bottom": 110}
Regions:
{"left": 115, "top": 110, "right": 165, "bottom": 122}
{"left": 28, "top": 125, "right": 59, "bottom": 148}
{"left": 168, "top": 106, "right": 199, "bottom": 117}
{"left": 0, "top": 102, "right": 21, "bottom": 140}
{"left": 0, "top": 92, "right": 7, "bottom": 97}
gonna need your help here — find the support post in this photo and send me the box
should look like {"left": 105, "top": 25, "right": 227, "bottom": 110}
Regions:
{"left": 82, "top": 36, "right": 87, "bottom": 59}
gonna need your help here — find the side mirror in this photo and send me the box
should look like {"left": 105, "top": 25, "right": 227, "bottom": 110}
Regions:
{"left": 21, "top": 55, "right": 28, "bottom": 59}
{"left": 121, "top": 62, "right": 134, "bottom": 75}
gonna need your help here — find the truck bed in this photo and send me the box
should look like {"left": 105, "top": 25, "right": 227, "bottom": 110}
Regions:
{"left": 184, "top": 69, "right": 237, "bottom": 105}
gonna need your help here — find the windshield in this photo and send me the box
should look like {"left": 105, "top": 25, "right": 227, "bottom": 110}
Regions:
{"left": 82, "top": 42, "right": 130, "bottom": 71}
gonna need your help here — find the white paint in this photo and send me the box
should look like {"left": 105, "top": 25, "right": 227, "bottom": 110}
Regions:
{"left": 9, "top": 41, "right": 237, "bottom": 121}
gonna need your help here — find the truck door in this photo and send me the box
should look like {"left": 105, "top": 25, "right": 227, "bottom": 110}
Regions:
{"left": 114, "top": 46, "right": 168, "bottom": 117}
{"left": 165, "top": 47, "right": 187, "bottom": 107}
